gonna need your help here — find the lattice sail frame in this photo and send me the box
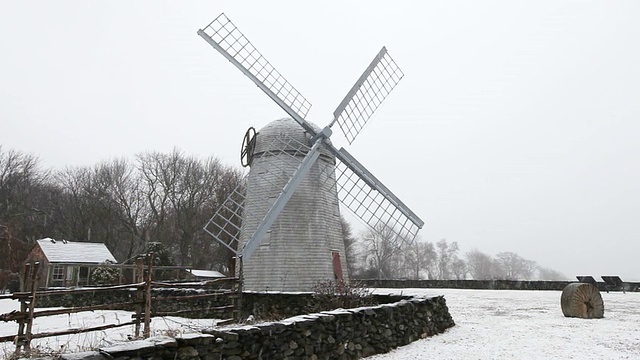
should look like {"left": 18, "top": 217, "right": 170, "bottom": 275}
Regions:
{"left": 199, "top": 13, "right": 312, "bottom": 123}
{"left": 203, "top": 178, "right": 246, "bottom": 254}
{"left": 332, "top": 47, "right": 404, "bottom": 144}
{"left": 333, "top": 160, "right": 420, "bottom": 241}
{"left": 317, "top": 153, "right": 421, "bottom": 245}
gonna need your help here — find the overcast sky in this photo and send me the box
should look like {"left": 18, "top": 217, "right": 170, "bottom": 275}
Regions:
{"left": 2, "top": 1, "right": 639, "bottom": 280}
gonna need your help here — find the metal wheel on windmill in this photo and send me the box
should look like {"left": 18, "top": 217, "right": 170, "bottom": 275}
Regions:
{"left": 200, "top": 13, "right": 424, "bottom": 291}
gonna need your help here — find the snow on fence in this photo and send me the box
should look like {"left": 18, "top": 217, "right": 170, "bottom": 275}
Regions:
{"left": 0, "top": 254, "right": 239, "bottom": 357}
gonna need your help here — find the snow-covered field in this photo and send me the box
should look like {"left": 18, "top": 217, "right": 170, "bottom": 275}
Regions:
{"left": 1, "top": 288, "right": 639, "bottom": 359}
{"left": 370, "top": 288, "right": 640, "bottom": 360}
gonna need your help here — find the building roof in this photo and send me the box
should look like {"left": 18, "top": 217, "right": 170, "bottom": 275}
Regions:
{"left": 36, "top": 238, "right": 117, "bottom": 264}
{"left": 188, "top": 269, "right": 225, "bottom": 278}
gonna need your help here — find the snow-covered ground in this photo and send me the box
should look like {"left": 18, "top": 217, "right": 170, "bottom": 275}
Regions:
{"left": 369, "top": 288, "right": 640, "bottom": 359}
{"left": 0, "top": 300, "right": 218, "bottom": 357}
{"left": 1, "top": 288, "right": 639, "bottom": 359}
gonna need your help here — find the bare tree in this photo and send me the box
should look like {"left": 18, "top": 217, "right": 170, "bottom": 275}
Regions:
{"left": 137, "top": 149, "right": 243, "bottom": 269}
{"left": 53, "top": 166, "right": 96, "bottom": 241}
{"left": 538, "top": 267, "right": 566, "bottom": 281}
{"left": 91, "top": 159, "right": 147, "bottom": 260}
{"left": 0, "top": 147, "right": 43, "bottom": 216}
{"left": 360, "top": 223, "right": 410, "bottom": 279}
{"left": 403, "top": 238, "right": 436, "bottom": 279}
{"left": 0, "top": 223, "right": 29, "bottom": 273}
{"left": 49, "top": 163, "right": 132, "bottom": 261}
{"left": 137, "top": 150, "right": 179, "bottom": 248}
{"left": 340, "top": 216, "right": 358, "bottom": 277}
{"left": 466, "top": 249, "right": 499, "bottom": 280}
{"left": 435, "top": 239, "right": 459, "bottom": 280}
{"left": 0, "top": 147, "right": 49, "bottom": 242}
{"left": 495, "top": 251, "right": 537, "bottom": 280}
{"left": 451, "top": 257, "right": 467, "bottom": 280}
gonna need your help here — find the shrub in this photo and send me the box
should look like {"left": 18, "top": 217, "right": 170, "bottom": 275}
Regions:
{"left": 90, "top": 260, "right": 119, "bottom": 286}
{"left": 309, "top": 279, "right": 375, "bottom": 312}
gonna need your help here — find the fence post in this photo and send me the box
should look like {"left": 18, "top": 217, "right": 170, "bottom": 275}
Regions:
{"left": 134, "top": 257, "right": 143, "bottom": 338}
{"left": 14, "top": 263, "right": 31, "bottom": 354}
{"left": 23, "top": 262, "right": 40, "bottom": 353}
{"left": 143, "top": 252, "right": 154, "bottom": 338}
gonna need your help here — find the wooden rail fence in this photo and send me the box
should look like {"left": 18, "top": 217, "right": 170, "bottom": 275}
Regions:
{"left": 0, "top": 254, "right": 239, "bottom": 356}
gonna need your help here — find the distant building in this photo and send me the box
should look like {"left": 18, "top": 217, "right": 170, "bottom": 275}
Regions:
{"left": 23, "top": 238, "right": 117, "bottom": 288}
{"left": 186, "top": 269, "right": 226, "bottom": 280}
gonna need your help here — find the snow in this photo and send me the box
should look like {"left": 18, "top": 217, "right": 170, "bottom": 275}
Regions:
{"left": 36, "top": 238, "right": 117, "bottom": 264}
{"left": 1, "top": 288, "right": 639, "bottom": 359}
{"left": 187, "top": 269, "right": 225, "bottom": 278}
{"left": 0, "top": 299, "right": 218, "bottom": 356}
{"left": 369, "top": 288, "right": 640, "bottom": 359}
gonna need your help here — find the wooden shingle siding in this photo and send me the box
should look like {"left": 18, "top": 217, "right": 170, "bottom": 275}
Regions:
{"left": 241, "top": 118, "right": 348, "bottom": 291}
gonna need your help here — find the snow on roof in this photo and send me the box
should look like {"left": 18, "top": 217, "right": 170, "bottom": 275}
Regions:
{"left": 36, "top": 238, "right": 117, "bottom": 264}
{"left": 188, "top": 269, "right": 225, "bottom": 278}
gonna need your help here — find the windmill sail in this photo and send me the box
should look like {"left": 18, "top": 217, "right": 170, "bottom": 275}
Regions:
{"left": 331, "top": 47, "right": 404, "bottom": 144}
{"left": 203, "top": 178, "right": 246, "bottom": 254}
{"left": 198, "top": 13, "right": 315, "bottom": 135}
{"left": 329, "top": 147, "right": 423, "bottom": 242}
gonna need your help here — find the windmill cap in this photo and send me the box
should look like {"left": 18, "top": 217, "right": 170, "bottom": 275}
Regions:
{"left": 253, "top": 118, "right": 335, "bottom": 162}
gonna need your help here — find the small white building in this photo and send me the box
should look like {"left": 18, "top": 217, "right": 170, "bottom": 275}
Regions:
{"left": 23, "top": 238, "right": 117, "bottom": 288}
{"left": 187, "top": 269, "right": 226, "bottom": 280}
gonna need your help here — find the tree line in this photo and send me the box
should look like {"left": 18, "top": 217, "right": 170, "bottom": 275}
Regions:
{"left": 343, "top": 222, "right": 566, "bottom": 281}
{"left": 1, "top": 145, "right": 565, "bottom": 285}
{"left": 0, "top": 146, "right": 243, "bottom": 276}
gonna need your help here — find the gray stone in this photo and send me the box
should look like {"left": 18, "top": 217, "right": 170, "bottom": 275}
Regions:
{"left": 176, "top": 346, "right": 199, "bottom": 360}
{"left": 305, "top": 345, "right": 314, "bottom": 355}
{"left": 221, "top": 346, "right": 242, "bottom": 356}
{"left": 60, "top": 351, "right": 107, "bottom": 360}
{"left": 99, "top": 340, "right": 155, "bottom": 358}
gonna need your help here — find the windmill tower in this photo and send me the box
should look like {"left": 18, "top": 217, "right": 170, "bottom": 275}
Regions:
{"left": 200, "top": 13, "right": 424, "bottom": 291}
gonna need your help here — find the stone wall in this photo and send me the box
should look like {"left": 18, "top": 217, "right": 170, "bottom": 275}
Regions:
{"left": 358, "top": 279, "right": 582, "bottom": 291}
{"left": 240, "top": 292, "right": 408, "bottom": 320}
{"left": 58, "top": 295, "right": 454, "bottom": 360}
{"left": 36, "top": 288, "right": 408, "bottom": 320}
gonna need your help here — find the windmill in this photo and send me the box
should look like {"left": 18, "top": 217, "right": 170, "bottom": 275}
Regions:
{"left": 200, "top": 13, "right": 424, "bottom": 291}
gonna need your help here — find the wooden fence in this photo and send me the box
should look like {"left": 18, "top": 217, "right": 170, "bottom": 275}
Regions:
{"left": 0, "top": 254, "right": 239, "bottom": 356}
